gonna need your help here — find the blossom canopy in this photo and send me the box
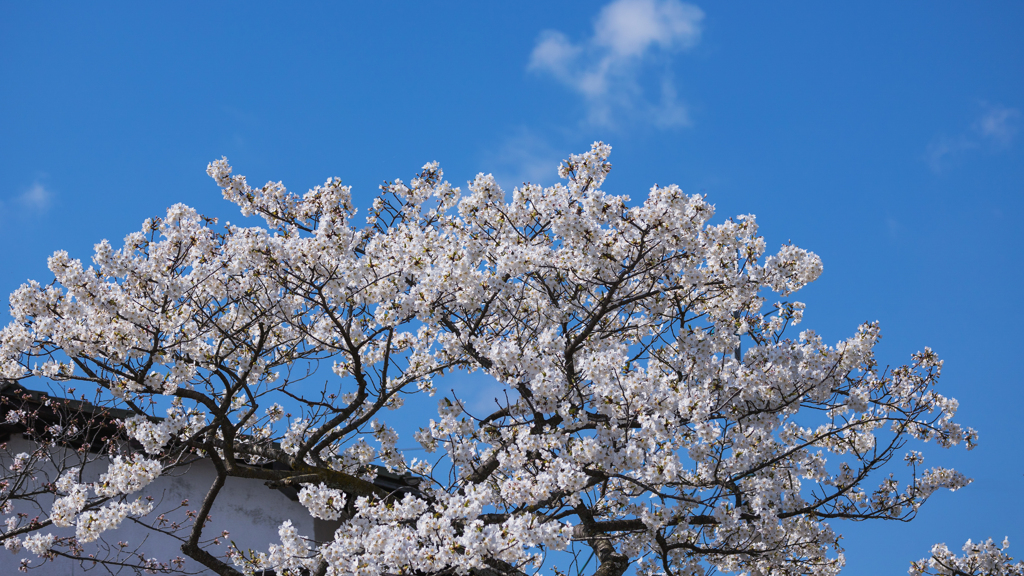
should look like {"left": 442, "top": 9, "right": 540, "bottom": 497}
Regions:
{"left": 0, "top": 143, "right": 987, "bottom": 576}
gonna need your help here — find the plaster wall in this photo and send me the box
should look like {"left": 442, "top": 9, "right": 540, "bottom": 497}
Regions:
{"left": 0, "top": 436, "right": 318, "bottom": 575}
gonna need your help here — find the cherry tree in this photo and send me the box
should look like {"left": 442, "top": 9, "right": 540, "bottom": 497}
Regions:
{"left": 0, "top": 142, "right": 999, "bottom": 575}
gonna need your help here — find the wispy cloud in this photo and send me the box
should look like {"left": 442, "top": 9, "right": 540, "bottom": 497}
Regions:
{"left": 528, "top": 0, "right": 703, "bottom": 128}
{"left": 454, "top": 372, "right": 519, "bottom": 422}
{"left": 482, "top": 129, "right": 565, "bottom": 189}
{"left": 925, "top": 135, "right": 977, "bottom": 173}
{"left": 17, "top": 182, "right": 53, "bottom": 212}
{"left": 926, "top": 103, "right": 1020, "bottom": 172}
{"left": 1, "top": 182, "right": 55, "bottom": 220}
{"left": 886, "top": 215, "right": 900, "bottom": 240}
{"left": 975, "top": 104, "right": 1020, "bottom": 146}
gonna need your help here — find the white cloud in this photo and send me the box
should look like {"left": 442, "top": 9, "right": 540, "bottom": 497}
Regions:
{"left": 457, "top": 374, "right": 520, "bottom": 422}
{"left": 530, "top": 31, "right": 584, "bottom": 86}
{"left": 528, "top": 0, "right": 703, "bottom": 128}
{"left": 17, "top": 182, "right": 53, "bottom": 212}
{"left": 925, "top": 135, "right": 976, "bottom": 173}
{"left": 483, "top": 129, "right": 565, "bottom": 189}
{"left": 886, "top": 215, "right": 900, "bottom": 239}
{"left": 975, "top": 104, "right": 1020, "bottom": 145}
{"left": 594, "top": 0, "right": 702, "bottom": 57}
{"left": 653, "top": 72, "right": 689, "bottom": 128}
{"left": 926, "top": 103, "right": 1020, "bottom": 172}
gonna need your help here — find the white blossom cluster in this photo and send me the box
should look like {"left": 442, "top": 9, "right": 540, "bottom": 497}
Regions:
{"left": 911, "top": 538, "right": 1024, "bottom": 576}
{"left": 92, "top": 454, "right": 162, "bottom": 497}
{"left": 75, "top": 498, "right": 154, "bottom": 542}
{"left": 0, "top": 143, "right": 985, "bottom": 576}
{"left": 2, "top": 453, "right": 163, "bottom": 566}
{"left": 50, "top": 470, "right": 88, "bottom": 527}
{"left": 298, "top": 483, "right": 347, "bottom": 521}
{"left": 124, "top": 404, "right": 206, "bottom": 454}
{"left": 48, "top": 456, "right": 161, "bottom": 545}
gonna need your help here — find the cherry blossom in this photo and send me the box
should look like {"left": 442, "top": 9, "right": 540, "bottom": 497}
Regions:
{"left": 911, "top": 538, "right": 1024, "bottom": 576}
{"left": 0, "top": 142, "right": 990, "bottom": 576}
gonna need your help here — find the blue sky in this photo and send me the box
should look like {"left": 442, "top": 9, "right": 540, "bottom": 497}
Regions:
{"left": 1, "top": 2, "right": 1022, "bottom": 573}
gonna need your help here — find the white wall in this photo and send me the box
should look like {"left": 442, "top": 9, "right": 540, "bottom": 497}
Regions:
{"left": 1, "top": 436, "right": 318, "bottom": 575}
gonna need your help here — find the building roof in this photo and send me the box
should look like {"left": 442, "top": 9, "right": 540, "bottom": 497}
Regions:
{"left": 0, "top": 381, "right": 421, "bottom": 499}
